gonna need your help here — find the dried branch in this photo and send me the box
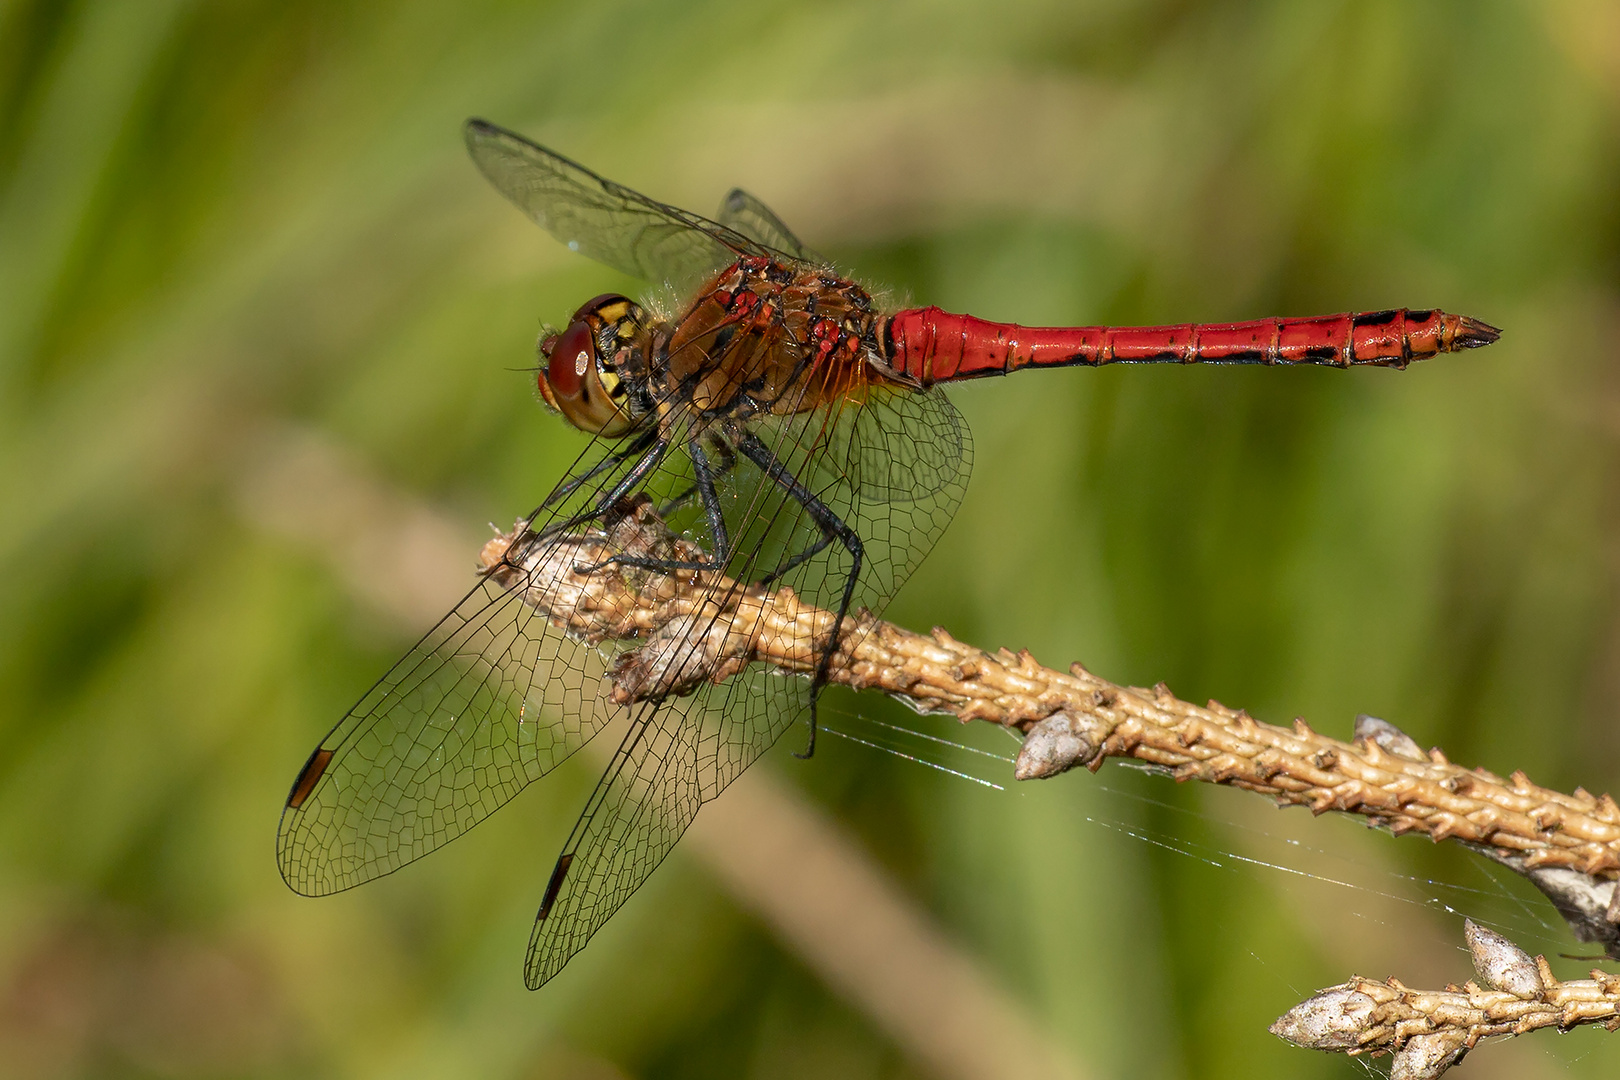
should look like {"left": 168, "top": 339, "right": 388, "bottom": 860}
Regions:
{"left": 242, "top": 430, "right": 1083, "bottom": 1080}
{"left": 1271, "top": 920, "right": 1620, "bottom": 1078}
{"left": 485, "top": 495, "right": 1620, "bottom": 956}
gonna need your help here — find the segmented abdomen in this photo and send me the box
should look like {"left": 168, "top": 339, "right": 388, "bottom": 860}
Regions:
{"left": 885, "top": 307, "right": 1500, "bottom": 386}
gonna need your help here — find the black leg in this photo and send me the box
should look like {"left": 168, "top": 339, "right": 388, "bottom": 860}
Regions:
{"left": 759, "top": 530, "right": 833, "bottom": 586}
{"left": 535, "top": 427, "right": 660, "bottom": 518}
{"left": 689, "top": 440, "right": 731, "bottom": 562}
{"left": 736, "top": 430, "right": 863, "bottom": 759}
{"left": 577, "top": 438, "right": 734, "bottom": 575}
{"left": 543, "top": 435, "right": 673, "bottom": 542}
{"left": 657, "top": 438, "right": 736, "bottom": 520}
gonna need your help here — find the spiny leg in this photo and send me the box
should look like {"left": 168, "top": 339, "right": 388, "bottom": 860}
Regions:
{"left": 735, "top": 430, "right": 863, "bottom": 759}
{"left": 759, "top": 529, "right": 833, "bottom": 586}
{"left": 657, "top": 436, "right": 736, "bottom": 520}
{"left": 541, "top": 435, "right": 673, "bottom": 549}
{"left": 577, "top": 438, "right": 735, "bottom": 575}
{"left": 534, "top": 426, "right": 661, "bottom": 518}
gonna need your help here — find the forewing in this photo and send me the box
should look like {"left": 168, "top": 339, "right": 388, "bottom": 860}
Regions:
{"left": 276, "top": 566, "right": 617, "bottom": 896}
{"left": 273, "top": 428, "right": 681, "bottom": 897}
{"left": 715, "top": 188, "right": 826, "bottom": 265}
{"left": 279, "top": 291, "right": 972, "bottom": 984}
{"left": 465, "top": 119, "right": 776, "bottom": 294}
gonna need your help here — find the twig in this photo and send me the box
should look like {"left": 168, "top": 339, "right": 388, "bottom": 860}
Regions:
{"left": 240, "top": 429, "right": 1084, "bottom": 1080}
{"left": 1271, "top": 920, "right": 1620, "bottom": 1078}
{"left": 485, "top": 495, "right": 1620, "bottom": 955}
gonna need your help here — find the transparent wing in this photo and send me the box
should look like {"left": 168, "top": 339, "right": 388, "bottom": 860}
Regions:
{"left": 715, "top": 188, "right": 826, "bottom": 266}
{"left": 524, "top": 684, "right": 791, "bottom": 988}
{"left": 278, "top": 290, "right": 971, "bottom": 983}
{"left": 846, "top": 387, "right": 971, "bottom": 506}
{"left": 523, "top": 385, "right": 971, "bottom": 987}
{"left": 275, "top": 423, "right": 696, "bottom": 896}
{"left": 275, "top": 573, "right": 617, "bottom": 896}
{"left": 465, "top": 119, "right": 799, "bottom": 294}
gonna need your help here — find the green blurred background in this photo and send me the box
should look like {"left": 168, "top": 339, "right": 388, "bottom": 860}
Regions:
{"left": 4, "top": 0, "right": 1620, "bottom": 1076}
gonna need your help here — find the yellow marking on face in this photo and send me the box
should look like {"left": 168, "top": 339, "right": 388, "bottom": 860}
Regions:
{"left": 595, "top": 299, "right": 632, "bottom": 325}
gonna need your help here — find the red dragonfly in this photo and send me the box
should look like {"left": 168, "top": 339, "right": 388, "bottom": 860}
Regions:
{"left": 277, "top": 119, "right": 1499, "bottom": 989}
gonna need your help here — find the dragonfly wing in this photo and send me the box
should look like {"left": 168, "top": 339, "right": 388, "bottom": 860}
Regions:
{"left": 844, "top": 385, "right": 971, "bottom": 505}
{"left": 272, "top": 431, "right": 680, "bottom": 897}
{"left": 522, "top": 388, "right": 972, "bottom": 989}
{"left": 524, "top": 667, "right": 799, "bottom": 989}
{"left": 272, "top": 387, "right": 709, "bottom": 906}
{"left": 276, "top": 567, "right": 620, "bottom": 896}
{"left": 278, "top": 296, "right": 972, "bottom": 985}
{"left": 715, "top": 188, "right": 826, "bottom": 265}
{"left": 750, "top": 385, "right": 971, "bottom": 612}
{"left": 465, "top": 119, "right": 775, "bottom": 294}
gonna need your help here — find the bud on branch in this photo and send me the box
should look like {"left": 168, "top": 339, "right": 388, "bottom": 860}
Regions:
{"left": 1271, "top": 920, "right": 1620, "bottom": 1078}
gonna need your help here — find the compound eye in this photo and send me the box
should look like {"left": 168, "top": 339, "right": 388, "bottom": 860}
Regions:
{"left": 547, "top": 319, "right": 594, "bottom": 401}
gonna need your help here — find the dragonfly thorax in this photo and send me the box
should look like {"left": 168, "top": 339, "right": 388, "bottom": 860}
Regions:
{"left": 537, "top": 293, "right": 652, "bottom": 437}
{"left": 658, "top": 257, "right": 886, "bottom": 422}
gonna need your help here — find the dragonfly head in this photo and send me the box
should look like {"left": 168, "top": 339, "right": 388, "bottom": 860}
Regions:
{"left": 537, "top": 294, "right": 648, "bottom": 437}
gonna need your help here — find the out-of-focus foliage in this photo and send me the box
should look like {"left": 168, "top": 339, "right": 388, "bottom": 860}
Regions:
{"left": 2, "top": 1, "right": 1618, "bottom": 1077}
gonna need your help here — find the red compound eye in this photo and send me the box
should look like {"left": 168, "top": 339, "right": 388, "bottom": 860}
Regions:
{"left": 548, "top": 320, "right": 592, "bottom": 400}
{"left": 537, "top": 294, "right": 641, "bottom": 437}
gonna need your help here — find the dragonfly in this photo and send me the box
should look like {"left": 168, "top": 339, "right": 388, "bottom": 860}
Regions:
{"left": 277, "top": 118, "right": 1500, "bottom": 990}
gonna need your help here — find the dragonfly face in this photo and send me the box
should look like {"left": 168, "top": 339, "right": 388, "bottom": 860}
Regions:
{"left": 536, "top": 293, "right": 651, "bottom": 437}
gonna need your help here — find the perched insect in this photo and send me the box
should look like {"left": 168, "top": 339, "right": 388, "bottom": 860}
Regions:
{"left": 277, "top": 119, "right": 1499, "bottom": 988}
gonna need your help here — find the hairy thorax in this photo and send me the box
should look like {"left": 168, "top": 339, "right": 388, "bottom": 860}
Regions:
{"left": 657, "top": 257, "right": 889, "bottom": 420}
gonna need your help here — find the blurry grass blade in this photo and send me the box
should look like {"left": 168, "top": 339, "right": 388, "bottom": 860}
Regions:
{"left": 0, "top": 0, "right": 190, "bottom": 386}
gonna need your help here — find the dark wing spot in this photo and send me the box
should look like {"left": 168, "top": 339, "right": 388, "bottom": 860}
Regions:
{"left": 287, "top": 747, "right": 334, "bottom": 810}
{"left": 538, "top": 853, "right": 575, "bottom": 921}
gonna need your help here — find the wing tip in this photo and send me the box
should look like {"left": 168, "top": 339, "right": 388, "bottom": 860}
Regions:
{"left": 464, "top": 117, "right": 503, "bottom": 154}
{"left": 524, "top": 937, "right": 567, "bottom": 991}
{"left": 273, "top": 843, "right": 326, "bottom": 898}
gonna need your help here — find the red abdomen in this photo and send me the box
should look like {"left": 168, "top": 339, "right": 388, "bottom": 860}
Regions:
{"left": 885, "top": 307, "right": 1500, "bottom": 386}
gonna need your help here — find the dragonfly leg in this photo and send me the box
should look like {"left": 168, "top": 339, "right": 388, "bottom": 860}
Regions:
{"left": 533, "top": 426, "right": 661, "bottom": 518}
{"left": 687, "top": 439, "right": 732, "bottom": 560}
{"left": 656, "top": 437, "right": 736, "bottom": 520}
{"left": 759, "top": 531, "right": 833, "bottom": 586}
{"left": 533, "top": 436, "right": 675, "bottom": 550}
{"left": 735, "top": 431, "right": 863, "bottom": 759}
{"left": 576, "top": 438, "right": 734, "bottom": 575}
